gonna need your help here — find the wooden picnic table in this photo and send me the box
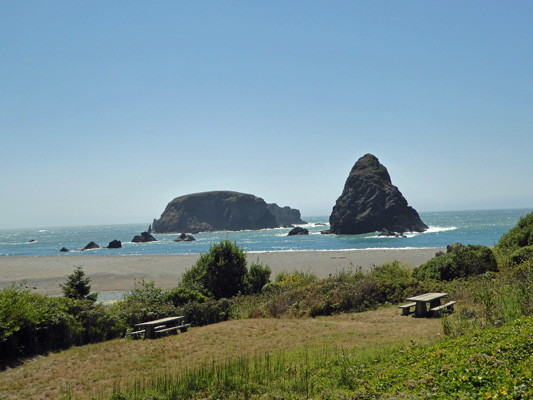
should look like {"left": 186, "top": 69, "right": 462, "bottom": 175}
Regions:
{"left": 134, "top": 316, "right": 188, "bottom": 339}
{"left": 405, "top": 292, "right": 449, "bottom": 318}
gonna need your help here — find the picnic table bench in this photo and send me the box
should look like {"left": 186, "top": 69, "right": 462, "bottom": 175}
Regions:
{"left": 399, "top": 293, "right": 455, "bottom": 318}
{"left": 127, "top": 316, "right": 191, "bottom": 339}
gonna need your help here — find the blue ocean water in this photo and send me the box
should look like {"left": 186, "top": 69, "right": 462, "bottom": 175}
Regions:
{"left": 0, "top": 209, "right": 530, "bottom": 257}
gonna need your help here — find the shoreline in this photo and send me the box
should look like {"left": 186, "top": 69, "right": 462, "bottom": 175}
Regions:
{"left": 0, "top": 248, "right": 443, "bottom": 297}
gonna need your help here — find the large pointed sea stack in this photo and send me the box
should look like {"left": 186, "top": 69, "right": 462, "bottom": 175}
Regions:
{"left": 328, "top": 154, "right": 428, "bottom": 235}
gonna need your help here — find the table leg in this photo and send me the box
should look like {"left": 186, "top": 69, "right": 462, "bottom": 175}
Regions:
{"left": 145, "top": 326, "right": 155, "bottom": 339}
{"left": 430, "top": 299, "right": 441, "bottom": 309}
{"left": 415, "top": 301, "right": 427, "bottom": 317}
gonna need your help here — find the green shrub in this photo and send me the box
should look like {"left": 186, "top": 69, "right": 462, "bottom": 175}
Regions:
{"left": 413, "top": 245, "right": 498, "bottom": 281}
{"left": 509, "top": 245, "right": 533, "bottom": 266}
{"left": 182, "top": 240, "right": 248, "bottom": 300}
{"left": 164, "top": 286, "right": 209, "bottom": 307}
{"left": 275, "top": 270, "right": 317, "bottom": 287}
{"left": 244, "top": 263, "right": 271, "bottom": 294}
{"left": 0, "top": 284, "right": 75, "bottom": 358}
{"left": 110, "top": 280, "right": 178, "bottom": 327}
{"left": 496, "top": 211, "right": 533, "bottom": 255}
{"left": 180, "top": 298, "right": 232, "bottom": 327}
{"left": 64, "top": 299, "right": 127, "bottom": 344}
{"left": 179, "top": 240, "right": 271, "bottom": 300}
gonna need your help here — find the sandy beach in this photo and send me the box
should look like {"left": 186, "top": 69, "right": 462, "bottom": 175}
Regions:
{"left": 0, "top": 248, "right": 443, "bottom": 297}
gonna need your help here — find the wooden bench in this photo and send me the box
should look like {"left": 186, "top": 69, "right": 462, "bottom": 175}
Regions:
{"left": 126, "top": 330, "right": 145, "bottom": 338}
{"left": 430, "top": 300, "right": 457, "bottom": 317}
{"left": 398, "top": 302, "right": 416, "bottom": 316}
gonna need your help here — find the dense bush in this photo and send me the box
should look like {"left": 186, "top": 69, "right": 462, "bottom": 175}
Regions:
{"left": 164, "top": 286, "right": 209, "bottom": 307}
{"left": 64, "top": 299, "right": 127, "bottom": 344}
{"left": 413, "top": 245, "right": 498, "bottom": 281}
{"left": 244, "top": 263, "right": 271, "bottom": 294}
{"left": 496, "top": 211, "right": 533, "bottom": 255}
{"left": 180, "top": 298, "right": 233, "bottom": 327}
{"left": 0, "top": 285, "right": 75, "bottom": 358}
{"left": 179, "top": 240, "right": 271, "bottom": 301}
{"left": 0, "top": 284, "right": 126, "bottom": 360}
{"left": 110, "top": 279, "right": 178, "bottom": 327}
{"left": 508, "top": 245, "right": 533, "bottom": 266}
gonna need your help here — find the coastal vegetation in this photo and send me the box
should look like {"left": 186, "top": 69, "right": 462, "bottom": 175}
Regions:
{"left": 1, "top": 212, "right": 533, "bottom": 398}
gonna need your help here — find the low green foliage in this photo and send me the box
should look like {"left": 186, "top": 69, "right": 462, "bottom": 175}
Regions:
{"left": 180, "top": 298, "right": 233, "bottom": 327}
{"left": 0, "top": 283, "right": 125, "bottom": 360}
{"left": 232, "top": 262, "right": 446, "bottom": 319}
{"left": 0, "top": 284, "right": 74, "bottom": 358}
{"left": 244, "top": 263, "right": 271, "bottom": 294}
{"left": 413, "top": 245, "right": 498, "bottom": 281}
{"left": 496, "top": 211, "right": 533, "bottom": 255}
{"left": 110, "top": 279, "right": 178, "bottom": 327}
{"left": 509, "top": 245, "right": 533, "bottom": 266}
{"left": 164, "top": 286, "right": 209, "bottom": 307}
{"left": 444, "top": 259, "right": 533, "bottom": 335}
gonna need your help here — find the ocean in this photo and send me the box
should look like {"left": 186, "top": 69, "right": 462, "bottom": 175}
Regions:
{"left": 0, "top": 209, "right": 529, "bottom": 258}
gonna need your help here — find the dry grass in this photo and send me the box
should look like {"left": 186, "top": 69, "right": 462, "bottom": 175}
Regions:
{"left": 0, "top": 307, "right": 443, "bottom": 400}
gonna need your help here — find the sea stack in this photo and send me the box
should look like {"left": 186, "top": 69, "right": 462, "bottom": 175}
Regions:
{"left": 328, "top": 154, "right": 428, "bottom": 235}
{"left": 152, "top": 191, "right": 304, "bottom": 233}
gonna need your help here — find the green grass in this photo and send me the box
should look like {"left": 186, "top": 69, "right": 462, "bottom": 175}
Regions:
{"left": 109, "top": 317, "right": 533, "bottom": 399}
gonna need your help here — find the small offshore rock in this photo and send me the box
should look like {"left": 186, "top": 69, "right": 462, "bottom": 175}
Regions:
{"left": 28, "top": 239, "right": 36, "bottom": 243}
{"left": 107, "top": 239, "right": 122, "bottom": 249}
{"left": 378, "top": 229, "right": 406, "bottom": 238}
{"left": 132, "top": 232, "right": 157, "bottom": 243}
{"left": 288, "top": 227, "right": 309, "bottom": 236}
{"left": 174, "top": 233, "right": 196, "bottom": 242}
{"left": 60, "top": 247, "right": 69, "bottom": 252}
{"left": 82, "top": 241, "right": 100, "bottom": 250}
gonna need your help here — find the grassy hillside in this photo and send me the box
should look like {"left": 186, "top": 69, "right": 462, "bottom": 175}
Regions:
{"left": 0, "top": 307, "right": 442, "bottom": 400}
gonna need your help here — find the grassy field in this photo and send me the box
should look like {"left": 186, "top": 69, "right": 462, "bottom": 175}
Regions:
{"left": 0, "top": 306, "right": 443, "bottom": 400}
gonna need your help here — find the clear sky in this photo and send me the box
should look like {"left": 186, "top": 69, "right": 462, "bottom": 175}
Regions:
{"left": 1, "top": 1, "right": 532, "bottom": 229}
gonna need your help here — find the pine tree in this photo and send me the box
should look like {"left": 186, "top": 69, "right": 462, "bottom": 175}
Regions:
{"left": 60, "top": 266, "right": 97, "bottom": 302}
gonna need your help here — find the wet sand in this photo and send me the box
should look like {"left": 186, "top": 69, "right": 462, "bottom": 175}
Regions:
{"left": 0, "top": 248, "right": 442, "bottom": 296}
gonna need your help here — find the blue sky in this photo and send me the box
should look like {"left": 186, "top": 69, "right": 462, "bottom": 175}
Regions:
{"left": 1, "top": 1, "right": 532, "bottom": 229}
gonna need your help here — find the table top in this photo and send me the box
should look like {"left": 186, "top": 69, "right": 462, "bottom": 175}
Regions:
{"left": 406, "top": 293, "right": 449, "bottom": 302}
{"left": 136, "top": 316, "right": 184, "bottom": 327}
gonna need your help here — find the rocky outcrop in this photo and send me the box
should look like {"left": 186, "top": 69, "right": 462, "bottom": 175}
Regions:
{"left": 153, "top": 191, "right": 303, "bottom": 233}
{"left": 328, "top": 154, "right": 428, "bottom": 235}
{"left": 267, "top": 204, "right": 306, "bottom": 227}
{"left": 82, "top": 241, "right": 100, "bottom": 250}
{"left": 132, "top": 232, "right": 157, "bottom": 243}
{"left": 288, "top": 227, "right": 309, "bottom": 236}
{"left": 60, "top": 247, "right": 69, "bottom": 252}
{"left": 174, "top": 233, "right": 196, "bottom": 242}
{"left": 379, "top": 229, "right": 406, "bottom": 238}
{"left": 107, "top": 239, "right": 122, "bottom": 248}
